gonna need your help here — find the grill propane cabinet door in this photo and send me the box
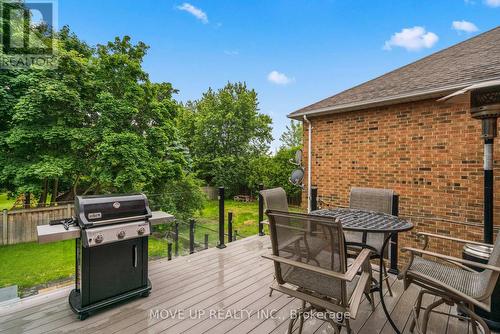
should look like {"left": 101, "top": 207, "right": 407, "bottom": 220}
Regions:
{"left": 81, "top": 237, "right": 148, "bottom": 306}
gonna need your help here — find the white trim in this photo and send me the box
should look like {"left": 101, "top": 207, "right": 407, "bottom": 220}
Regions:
{"left": 289, "top": 77, "right": 500, "bottom": 120}
{"left": 303, "top": 115, "right": 312, "bottom": 213}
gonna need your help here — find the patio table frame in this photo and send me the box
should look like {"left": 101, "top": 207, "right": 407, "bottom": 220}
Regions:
{"left": 311, "top": 208, "right": 414, "bottom": 334}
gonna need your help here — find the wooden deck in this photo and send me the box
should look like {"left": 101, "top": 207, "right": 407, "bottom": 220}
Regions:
{"left": 0, "top": 235, "right": 471, "bottom": 334}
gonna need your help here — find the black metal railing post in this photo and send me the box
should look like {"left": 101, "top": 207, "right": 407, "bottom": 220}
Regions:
{"left": 167, "top": 242, "right": 172, "bottom": 260}
{"left": 204, "top": 234, "right": 209, "bottom": 249}
{"left": 258, "top": 184, "right": 264, "bottom": 236}
{"left": 389, "top": 194, "right": 400, "bottom": 274}
{"left": 217, "top": 187, "right": 226, "bottom": 249}
{"left": 174, "top": 222, "right": 179, "bottom": 257}
{"left": 228, "top": 211, "right": 233, "bottom": 242}
{"left": 310, "top": 186, "right": 318, "bottom": 212}
{"left": 189, "top": 219, "right": 195, "bottom": 254}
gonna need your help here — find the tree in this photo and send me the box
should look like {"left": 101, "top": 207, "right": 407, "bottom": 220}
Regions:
{"left": 247, "top": 146, "right": 302, "bottom": 200}
{"left": 0, "top": 24, "right": 204, "bottom": 217}
{"left": 178, "top": 82, "right": 273, "bottom": 196}
{"left": 279, "top": 120, "right": 303, "bottom": 149}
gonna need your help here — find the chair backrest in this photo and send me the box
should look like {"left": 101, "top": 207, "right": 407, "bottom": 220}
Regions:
{"left": 266, "top": 210, "right": 347, "bottom": 302}
{"left": 348, "top": 187, "right": 397, "bottom": 257}
{"left": 479, "top": 231, "right": 500, "bottom": 300}
{"left": 260, "top": 187, "right": 289, "bottom": 212}
{"left": 349, "top": 187, "right": 396, "bottom": 214}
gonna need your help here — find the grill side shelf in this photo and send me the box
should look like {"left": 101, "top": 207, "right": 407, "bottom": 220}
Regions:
{"left": 37, "top": 224, "right": 81, "bottom": 244}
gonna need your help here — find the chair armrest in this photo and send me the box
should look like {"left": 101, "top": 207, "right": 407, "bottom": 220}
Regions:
{"left": 401, "top": 247, "right": 500, "bottom": 273}
{"left": 262, "top": 249, "right": 372, "bottom": 282}
{"left": 418, "top": 232, "right": 492, "bottom": 247}
{"left": 345, "top": 248, "right": 372, "bottom": 280}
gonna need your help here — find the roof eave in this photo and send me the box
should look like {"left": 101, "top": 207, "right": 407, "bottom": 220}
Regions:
{"left": 287, "top": 79, "right": 500, "bottom": 120}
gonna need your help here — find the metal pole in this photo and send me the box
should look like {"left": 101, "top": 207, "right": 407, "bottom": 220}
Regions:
{"left": 484, "top": 138, "right": 494, "bottom": 244}
{"left": 167, "top": 242, "right": 172, "bottom": 260}
{"left": 174, "top": 222, "right": 179, "bottom": 257}
{"left": 217, "top": 187, "right": 226, "bottom": 249}
{"left": 228, "top": 211, "right": 233, "bottom": 242}
{"left": 189, "top": 219, "right": 195, "bottom": 254}
{"left": 204, "top": 234, "right": 209, "bottom": 249}
{"left": 258, "top": 184, "right": 264, "bottom": 236}
{"left": 310, "top": 186, "right": 318, "bottom": 211}
{"left": 389, "top": 194, "right": 400, "bottom": 274}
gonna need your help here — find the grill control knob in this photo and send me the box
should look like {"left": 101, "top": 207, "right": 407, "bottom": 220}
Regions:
{"left": 117, "top": 231, "right": 126, "bottom": 239}
{"left": 137, "top": 227, "right": 146, "bottom": 235}
{"left": 95, "top": 234, "right": 104, "bottom": 244}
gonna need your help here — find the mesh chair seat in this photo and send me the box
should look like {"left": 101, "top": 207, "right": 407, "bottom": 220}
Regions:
{"left": 283, "top": 266, "right": 359, "bottom": 299}
{"left": 408, "top": 256, "right": 489, "bottom": 299}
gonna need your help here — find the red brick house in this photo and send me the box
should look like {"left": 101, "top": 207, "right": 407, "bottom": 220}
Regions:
{"left": 288, "top": 26, "right": 500, "bottom": 262}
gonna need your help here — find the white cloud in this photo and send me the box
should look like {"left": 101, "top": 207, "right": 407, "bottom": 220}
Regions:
{"left": 224, "top": 50, "right": 239, "bottom": 56}
{"left": 177, "top": 3, "right": 208, "bottom": 24}
{"left": 452, "top": 20, "right": 479, "bottom": 33}
{"left": 384, "top": 26, "right": 439, "bottom": 51}
{"left": 485, "top": 0, "right": 500, "bottom": 7}
{"left": 267, "top": 70, "right": 294, "bottom": 85}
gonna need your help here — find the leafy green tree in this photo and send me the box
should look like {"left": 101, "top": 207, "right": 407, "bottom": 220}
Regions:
{"left": 248, "top": 146, "right": 302, "bottom": 199}
{"left": 280, "top": 120, "right": 303, "bottom": 149}
{"left": 178, "top": 82, "right": 273, "bottom": 196}
{"left": 0, "top": 23, "right": 204, "bottom": 216}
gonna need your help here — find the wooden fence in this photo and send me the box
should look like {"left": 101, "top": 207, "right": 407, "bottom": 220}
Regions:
{"left": 1, "top": 204, "right": 74, "bottom": 245}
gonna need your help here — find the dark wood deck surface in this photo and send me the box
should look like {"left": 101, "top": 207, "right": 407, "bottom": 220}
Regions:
{"left": 0, "top": 235, "right": 471, "bottom": 334}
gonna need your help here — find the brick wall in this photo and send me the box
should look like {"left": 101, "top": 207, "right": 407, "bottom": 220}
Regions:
{"left": 301, "top": 98, "right": 500, "bottom": 264}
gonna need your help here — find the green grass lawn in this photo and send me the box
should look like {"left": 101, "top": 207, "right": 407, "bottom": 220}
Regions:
{"left": 0, "top": 240, "right": 75, "bottom": 293}
{"left": 0, "top": 199, "right": 302, "bottom": 295}
{"left": 194, "top": 199, "right": 266, "bottom": 238}
{"left": 0, "top": 193, "right": 15, "bottom": 210}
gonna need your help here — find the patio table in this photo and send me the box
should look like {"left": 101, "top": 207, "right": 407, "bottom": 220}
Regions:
{"left": 311, "top": 208, "right": 413, "bottom": 334}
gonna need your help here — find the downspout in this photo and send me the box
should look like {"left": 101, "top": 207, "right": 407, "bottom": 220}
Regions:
{"left": 303, "top": 115, "right": 312, "bottom": 213}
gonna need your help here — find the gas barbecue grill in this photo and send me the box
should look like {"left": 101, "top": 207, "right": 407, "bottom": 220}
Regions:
{"left": 37, "top": 194, "right": 175, "bottom": 320}
{"left": 66, "top": 194, "right": 152, "bottom": 319}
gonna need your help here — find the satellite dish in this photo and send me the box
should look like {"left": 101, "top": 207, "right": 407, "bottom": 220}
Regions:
{"left": 289, "top": 168, "right": 304, "bottom": 188}
{"left": 289, "top": 149, "right": 303, "bottom": 166}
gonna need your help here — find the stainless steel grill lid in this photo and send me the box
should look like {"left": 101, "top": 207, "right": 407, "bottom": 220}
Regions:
{"left": 75, "top": 193, "right": 152, "bottom": 229}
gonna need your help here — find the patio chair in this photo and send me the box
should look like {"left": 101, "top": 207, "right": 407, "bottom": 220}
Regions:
{"left": 399, "top": 231, "right": 500, "bottom": 334}
{"left": 260, "top": 188, "right": 328, "bottom": 296}
{"left": 346, "top": 187, "right": 396, "bottom": 296}
{"left": 263, "top": 210, "right": 373, "bottom": 334}
{"left": 260, "top": 187, "right": 327, "bottom": 257}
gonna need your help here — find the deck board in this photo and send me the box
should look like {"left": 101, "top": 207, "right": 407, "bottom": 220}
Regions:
{"left": 0, "top": 235, "right": 470, "bottom": 334}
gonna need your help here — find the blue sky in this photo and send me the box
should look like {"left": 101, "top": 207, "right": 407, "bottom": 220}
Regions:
{"left": 58, "top": 0, "right": 500, "bottom": 150}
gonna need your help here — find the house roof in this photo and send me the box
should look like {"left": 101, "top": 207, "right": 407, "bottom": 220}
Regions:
{"left": 289, "top": 26, "right": 500, "bottom": 120}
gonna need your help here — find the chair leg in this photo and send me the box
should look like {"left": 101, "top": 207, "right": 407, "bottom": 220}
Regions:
{"left": 269, "top": 288, "right": 273, "bottom": 297}
{"left": 458, "top": 303, "right": 491, "bottom": 334}
{"left": 297, "top": 301, "right": 306, "bottom": 334}
{"left": 421, "top": 298, "right": 446, "bottom": 334}
{"left": 287, "top": 315, "right": 297, "bottom": 334}
{"left": 410, "top": 289, "right": 427, "bottom": 333}
{"left": 297, "top": 312, "right": 305, "bottom": 334}
{"left": 365, "top": 292, "right": 375, "bottom": 310}
{"left": 345, "top": 317, "right": 353, "bottom": 334}
{"left": 327, "top": 318, "right": 341, "bottom": 334}
{"left": 382, "top": 264, "right": 393, "bottom": 297}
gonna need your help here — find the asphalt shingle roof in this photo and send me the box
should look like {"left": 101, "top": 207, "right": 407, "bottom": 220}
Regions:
{"left": 289, "top": 26, "right": 500, "bottom": 118}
